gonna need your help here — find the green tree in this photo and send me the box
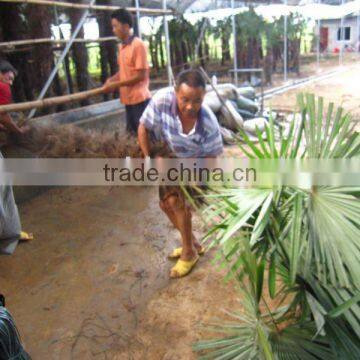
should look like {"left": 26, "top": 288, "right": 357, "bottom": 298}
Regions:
{"left": 212, "top": 18, "right": 232, "bottom": 65}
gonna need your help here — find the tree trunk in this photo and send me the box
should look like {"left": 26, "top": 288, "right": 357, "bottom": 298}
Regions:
{"left": 204, "top": 37, "right": 210, "bottom": 62}
{"left": 149, "top": 35, "right": 158, "bottom": 70}
{"left": 27, "top": 5, "right": 53, "bottom": 92}
{"left": 97, "top": 0, "right": 117, "bottom": 71}
{"left": 172, "top": 40, "right": 183, "bottom": 69}
{"left": 98, "top": 11, "right": 110, "bottom": 101}
{"left": 0, "top": 4, "right": 34, "bottom": 102}
{"left": 98, "top": 1, "right": 118, "bottom": 100}
{"left": 52, "top": 60, "right": 66, "bottom": 112}
{"left": 293, "top": 38, "right": 301, "bottom": 75}
{"left": 221, "top": 34, "right": 226, "bottom": 65}
{"left": 264, "top": 46, "right": 273, "bottom": 85}
{"left": 57, "top": 26, "right": 74, "bottom": 94}
{"left": 68, "top": 5, "right": 90, "bottom": 106}
{"left": 157, "top": 34, "right": 165, "bottom": 69}
{"left": 179, "top": 41, "right": 186, "bottom": 69}
{"left": 236, "top": 34, "right": 243, "bottom": 68}
{"left": 198, "top": 41, "right": 205, "bottom": 67}
{"left": 253, "top": 38, "right": 260, "bottom": 68}
{"left": 27, "top": 4, "right": 64, "bottom": 114}
{"left": 224, "top": 34, "right": 231, "bottom": 62}
{"left": 246, "top": 38, "right": 252, "bottom": 69}
{"left": 182, "top": 40, "right": 189, "bottom": 67}
{"left": 272, "top": 46, "right": 280, "bottom": 72}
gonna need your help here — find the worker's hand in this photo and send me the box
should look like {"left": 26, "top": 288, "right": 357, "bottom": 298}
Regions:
{"left": 102, "top": 79, "right": 119, "bottom": 93}
{"left": 102, "top": 79, "right": 112, "bottom": 93}
{"left": 0, "top": 123, "right": 6, "bottom": 131}
{"left": 19, "top": 125, "right": 31, "bottom": 135}
{"left": 102, "top": 80, "right": 111, "bottom": 93}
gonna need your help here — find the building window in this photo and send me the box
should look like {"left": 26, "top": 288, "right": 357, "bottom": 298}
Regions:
{"left": 337, "top": 27, "right": 351, "bottom": 41}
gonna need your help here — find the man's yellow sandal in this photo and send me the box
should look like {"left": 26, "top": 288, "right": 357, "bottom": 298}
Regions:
{"left": 168, "top": 246, "right": 205, "bottom": 259}
{"left": 19, "top": 231, "right": 34, "bottom": 241}
{"left": 170, "top": 256, "right": 199, "bottom": 278}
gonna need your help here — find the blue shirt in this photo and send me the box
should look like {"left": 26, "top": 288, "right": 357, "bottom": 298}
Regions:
{"left": 139, "top": 88, "right": 223, "bottom": 158}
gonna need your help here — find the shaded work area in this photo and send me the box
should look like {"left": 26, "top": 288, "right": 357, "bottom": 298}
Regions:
{"left": 0, "top": 186, "right": 177, "bottom": 358}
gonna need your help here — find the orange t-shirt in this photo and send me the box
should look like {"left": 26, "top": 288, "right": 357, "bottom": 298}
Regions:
{"left": 118, "top": 36, "right": 151, "bottom": 105}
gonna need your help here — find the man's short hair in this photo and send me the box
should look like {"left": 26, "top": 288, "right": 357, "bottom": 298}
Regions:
{"left": 175, "top": 69, "right": 206, "bottom": 90}
{"left": 111, "top": 8, "right": 133, "bottom": 28}
{"left": 0, "top": 60, "right": 17, "bottom": 75}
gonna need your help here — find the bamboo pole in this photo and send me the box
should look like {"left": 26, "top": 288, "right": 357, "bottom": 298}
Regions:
{"left": 0, "top": 84, "right": 120, "bottom": 114}
{"left": 0, "top": 37, "right": 117, "bottom": 48}
{"left": 0, "top": 0, "right": 173, "bottom": 14}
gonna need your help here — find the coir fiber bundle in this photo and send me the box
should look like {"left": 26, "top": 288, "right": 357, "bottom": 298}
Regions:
{"left": 11, "top": 124, "right": 172, "bottom": 158}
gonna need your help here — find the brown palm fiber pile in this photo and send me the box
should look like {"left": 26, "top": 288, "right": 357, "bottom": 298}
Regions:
{"left": 10, "top": 124, "right": 172, "bottom": 158}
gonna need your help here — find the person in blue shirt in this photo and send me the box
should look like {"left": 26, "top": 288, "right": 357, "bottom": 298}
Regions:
{"left": 138, "top": 69, "right": 223, "bottom": 278}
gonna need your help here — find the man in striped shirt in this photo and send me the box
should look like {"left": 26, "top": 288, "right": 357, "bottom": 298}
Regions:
{"left": 138, "top": 69, "right": 223, "bottom": 278}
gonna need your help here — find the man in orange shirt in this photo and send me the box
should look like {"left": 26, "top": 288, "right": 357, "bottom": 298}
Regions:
{"left": 103, "top": 8, "right": 151, "bottom": 135}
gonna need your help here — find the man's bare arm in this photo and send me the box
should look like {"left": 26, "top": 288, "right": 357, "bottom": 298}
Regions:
{"left": 103, "top": 69, "right": 147, "bottom": 92}
{"left": 138, "top": 123, "right": 151, "bottom": 157}
{"left": 0, "top": 113, "right": 25, "bottom": 135}
{"left": 102, "top": 72, "right": 119, "bottom": 93}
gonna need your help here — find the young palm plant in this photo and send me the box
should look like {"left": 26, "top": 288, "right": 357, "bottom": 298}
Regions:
{"left": 192, "top": 94, "right": 360, "bottom": 359}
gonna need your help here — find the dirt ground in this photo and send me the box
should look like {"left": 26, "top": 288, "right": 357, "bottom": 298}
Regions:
{"left": 0, "top": 186, "right": 241, "bottom": 359}
{"left": 266, "top": 62, "right": 360, "bottom": 121}
{"left": 1, "top": 59, "right": 359, "bottom": 360}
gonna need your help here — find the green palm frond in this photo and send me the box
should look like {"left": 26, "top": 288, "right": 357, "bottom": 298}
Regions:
{"left": 194, "top": 94, "right": 360, "bottom": 359}
{"left": 269, "top": 323, "right": 334, "bottom": 360}
{"left": 194, "top": 299, "right": 334, "bottom": 360}
{"left": 306, "top": 187, "right": 360, "bottom": 288}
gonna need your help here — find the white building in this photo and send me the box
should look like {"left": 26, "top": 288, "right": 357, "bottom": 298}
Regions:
{"left": 320, "top": 14, "right": 360, "bottom": 52}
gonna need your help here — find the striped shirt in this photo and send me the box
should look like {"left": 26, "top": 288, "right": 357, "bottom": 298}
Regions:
{"left": 139, "top": 88, "right": 223, "bottom": 158}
